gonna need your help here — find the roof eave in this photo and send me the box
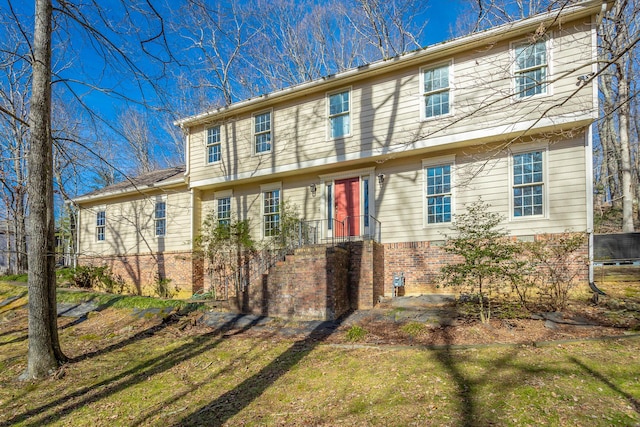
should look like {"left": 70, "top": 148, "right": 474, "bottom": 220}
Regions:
{"left": 174, "top": 0, "right": 607, "bottom": 128}
{"left": 72, "top": 177, "right": 187, "bottom": 205}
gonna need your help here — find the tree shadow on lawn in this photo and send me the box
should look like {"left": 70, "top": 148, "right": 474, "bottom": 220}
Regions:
{"left": 0, "top": 313, "right": 267, "bottom": 427}
{"left": 172, "top": 317, "right": 344, "bottom": 427}
{"left": 569, "top": 356, "right": 640, "bottom": 414}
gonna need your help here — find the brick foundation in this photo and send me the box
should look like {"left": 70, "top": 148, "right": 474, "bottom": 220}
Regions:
{"left": 78, "top": 251, "right": 198, "bottom": 297}
{"left": 382, "top": 234, "right": 589, "bottom": 295}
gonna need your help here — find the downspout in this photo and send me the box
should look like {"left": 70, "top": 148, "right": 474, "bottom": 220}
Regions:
{"left": 75, "top": 204, "right": 80, "bottom": 269}
{"left": 588, "top": 3, "right": 608, "bottom": 286}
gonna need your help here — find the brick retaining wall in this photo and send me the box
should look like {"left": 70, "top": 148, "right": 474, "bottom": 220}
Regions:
{"left": 243, "top": 245, "right": 350, "bottom": 321}
{"left": 78, "top": 251, "right": 198, "bottom": 296}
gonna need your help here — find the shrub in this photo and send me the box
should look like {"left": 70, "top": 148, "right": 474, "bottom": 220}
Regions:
{"left": 346, "top": 325, "right": 368, "bottom": 342}
{"left": 522, "top": 233, "right": 587, "bottom": 311}
{"left": 401, "top": 321, "right": 425, "bottom": 337}
{"left": 153, "top": 272, "right": 176, "bottom": 298}
{"left": 440, "top": 199, "right": 526, "bottom": 323}
{"left": 59, "top": 266, "right": 127, "bottom": 294}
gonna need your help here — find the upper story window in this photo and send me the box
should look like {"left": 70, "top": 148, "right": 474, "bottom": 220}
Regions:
{"left": 155, "top": 200, "right": 166, "bottom": 236}
{"left": 254, "top": 111, "right": 272, "bottom": 154}
{"left": 217, "top": 196, "right": 231, "bottom": 226}
{"left": 206, "top": 126, "right": 221, "bottom": 163}
{"left": 96, "top": 211, "right": 106, "bottom": 241}
{"left": 514, "top": 38, "right": 548, "bottom": 98}
{"left": 263, "top": 188, "right": 281, "bottom": 237}
{"left": 512, "top": 151, "right": 544, "bottom": 217}
{"left": 425, "top": 164, "right": 452, "bottom": 224}
{"left": 422, "top": 63, "right": 450, "bottom": 118}
{"left": 328, "top": 90, "right": 350, "bottom": 138}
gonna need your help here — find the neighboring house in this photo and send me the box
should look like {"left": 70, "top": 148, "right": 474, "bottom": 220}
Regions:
{"left": 0, "top": 220, "right": 16, "bottom": 275}
{"left": 75, "top": 1, "right": 607, "bottom": 315}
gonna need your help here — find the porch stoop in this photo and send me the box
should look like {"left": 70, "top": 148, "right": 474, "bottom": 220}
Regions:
{"left": 241, "top": 241, "right": 384, "bottom": 321}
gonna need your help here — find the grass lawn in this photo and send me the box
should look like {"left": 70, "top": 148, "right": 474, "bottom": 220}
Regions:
{"left": 1, "top": 282, "right": 639, "bottom": 426}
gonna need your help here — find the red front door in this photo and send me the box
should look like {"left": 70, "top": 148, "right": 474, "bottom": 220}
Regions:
{"left": 334, "top": 177, "right": 360, "bottom": 237}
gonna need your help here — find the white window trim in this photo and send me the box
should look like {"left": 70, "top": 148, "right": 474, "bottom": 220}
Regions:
{"left": 206, "top": 125, "right": 222, "bottom": 164}
{"left": 422, "top": 155, "right": 456, "bottom": 228}
{"left": 95, "top": 207, "right": 106, "bottom": 243}
{"left": 260, "top": 182, "right": 282, "bottom": 239}
{"left": 420, "top": 60, "right": 454, "bottom": 121}
{"left": 508, "top": 142, "right": 549, "bottom": 221}
{"left": 154, "top": 196, "right": 167, "bottom": 238}
{"left": 510, "top": 33, "right": 553, "bottom": 101}
{"left": 326, "top": 87, "right": 352, "bottom": 140}
{"left": 319, "top": 168, "right": 377, "bottom": 237}
{"left": 252, "top": 109, "right": 273, "bottom": 155}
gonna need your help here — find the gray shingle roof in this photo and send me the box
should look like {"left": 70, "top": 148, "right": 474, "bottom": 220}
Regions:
{"left": 76, "top": 165, "right": 186, "bottom": 200}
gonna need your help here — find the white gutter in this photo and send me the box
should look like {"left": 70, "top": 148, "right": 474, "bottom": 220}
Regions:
{"left": 175, "top": 0, "right": 607, "bottom": 128}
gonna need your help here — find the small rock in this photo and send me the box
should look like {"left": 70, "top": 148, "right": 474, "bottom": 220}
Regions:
{"left": 545, "top": 320, "right": 559, "bottom": 330}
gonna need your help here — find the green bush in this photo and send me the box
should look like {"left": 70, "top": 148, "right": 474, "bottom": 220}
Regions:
{"left": 346, "top": 325, "right": 368, "bottom": 342}
{"left": 153, "top": 272, "right": 176, "bottom": 298}
{"left": 58, "top": 266, "right": 127, "bottom": 294}
{"left": 440, "top": 199, "right": 525, "bottom": 323}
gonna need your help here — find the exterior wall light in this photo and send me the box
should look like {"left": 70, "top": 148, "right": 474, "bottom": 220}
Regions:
{"left": 377, "top": 173, "right": 385, "bottom": 186}
{"left": 310, "top": 183, "right": 317, "bottom": 196}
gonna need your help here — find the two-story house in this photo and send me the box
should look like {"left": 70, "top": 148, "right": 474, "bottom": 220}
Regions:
{"left": 74, "top": 1, "right": 607, "bottom": 317}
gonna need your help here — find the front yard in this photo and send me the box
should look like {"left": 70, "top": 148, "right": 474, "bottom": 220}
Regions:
{"left": 1, "top": 274, "right": 639, "bottom": 427}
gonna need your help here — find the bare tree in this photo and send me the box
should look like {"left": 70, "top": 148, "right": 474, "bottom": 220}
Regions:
{"left": 119, "top": 107, "right": 159, "bottom": 175}
{"left": 0, "top": 11, "right": 31, "bottom": 275}
{"left": 599, "top": 0, "right": 638, "bottom": 232}
{"left": 21, "top": 0, "right": 65, "bottom": 380}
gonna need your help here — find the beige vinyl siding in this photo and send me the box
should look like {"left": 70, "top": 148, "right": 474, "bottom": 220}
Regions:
{"left": 187, "top": 18, "right": 594, "bottom": 188}
{"left": 197, "top": 177, "right": 324, "bottom": 243}
{"left": 78, "top": 188, "right": 191, "bottom": 256}
{"left": 374, "top": 134, "right": 587, "bottom": 243}
{"left": 189, "top": 133, "right": 586, "bottom": 245}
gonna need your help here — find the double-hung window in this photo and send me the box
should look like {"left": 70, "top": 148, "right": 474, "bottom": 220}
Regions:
{"left": 96, "top": 211, "right": 106, "bottom": 241}
{"left": 422, "top": 64, "right": 450, "bottom": 118}
{"left": 155, "top": 200, "right": 166, "bottom": 237}
{"left": 206, "top": 126, "right": 221, "bottom": 163}
{"left": 328, "top": 90, "right": 350, "bottom": 138}
{"left": 263, "top": 188, "right": 280, "bottom": 237}
{"left": 217, "top": 196, "right": 231, "bottom": 226}
{"left": 512, "top": 151, "right": 544, "bottom": 217}
{"left": 425, "top": 164, "right": 452, "bottom": 224}
{"left": 514, "top": 39, "right": 548, "bottom": 98}
{"left": 254, "top": 111, "right": 272, "bottom": 153}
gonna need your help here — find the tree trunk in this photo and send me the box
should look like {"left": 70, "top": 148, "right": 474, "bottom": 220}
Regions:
{"left": 618, "top": 73, "right": 634, "bottom": 232}
{"left": 21, "top": 0, "right": 64, "bottom": 380}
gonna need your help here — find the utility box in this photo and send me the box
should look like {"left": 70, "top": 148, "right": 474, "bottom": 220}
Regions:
{"left": 392, "top": 272, "right": 405, "bottom": 297}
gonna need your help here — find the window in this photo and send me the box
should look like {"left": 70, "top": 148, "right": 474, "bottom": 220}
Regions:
{"left": 254, "top": 111, "right": 272, "bottom": 153}
{"left": 425, "top": 164, "right": 452, "bottom": 224}
{"left": 514, "top": 39, "right": 548, "bottom": 98}
{"left": 263, "top": 189, "right": 280, "bottom": 237}
{"left": 329, "top": 90, "right": 350, "bottom": 138}
{"left": 217, "top": 196, "right": 231, "bottom": 226}
{"left": 422, "top": 64, "right": 450, "bottom": 118}
{"left": 513, "top": 151, "right": 543, "bottom": 217}
{"left": 206, "top": 126, "right": 221, "bottom": 163}
{"left": 96, "top": 211, "right": 105, "bottom": 241}
{"left": 155, "top": 201, "right": 166, "bottom": 236}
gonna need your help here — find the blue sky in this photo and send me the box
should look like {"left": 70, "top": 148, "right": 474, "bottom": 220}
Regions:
{"left": 1, "top": 0, "right": 466, "bottom": 191}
